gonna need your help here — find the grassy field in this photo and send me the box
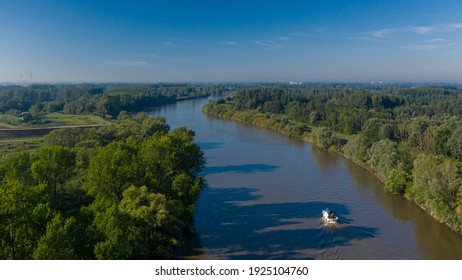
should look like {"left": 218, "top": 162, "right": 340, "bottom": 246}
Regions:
{"left": 41, "top": 113, "right": 111, "bottom": 126}
{"left": 0, "top": 113, "right": 110, "bottom": 142}
{"left": 0, "top": 114, "right": 23, "bottom": 128}
{"left": 0, "top": 137, "right": 43, "bottom": 159}
{"left": 0, "top": 113, "right": 111, "bottom": 128}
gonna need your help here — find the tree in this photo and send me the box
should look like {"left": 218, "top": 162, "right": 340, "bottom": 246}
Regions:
{"left": 0, "top": 179, "right": 50, "bottom": 259}
{"left": 139, "top": 127, "right": 205, "bottom": 197}
{"left": 448, "top": 126, "right": 462, "bottom": 160}
{"left": 96, "top": 94, "right": 121, "bottom": 117}
{"left": 362, "top": 118, "right": 381, "bottom": 142}
{"left": 313, "top": 127, "right": 339, "bottom": 149}
{"left": 33, "top": 214, "right": 79, "bottom": 259}
{"left": 368, "top": 139, "right": 400, "bottom": 179}
{"left": 119, "top": 186, "right": 182, "bottom": 258}
{"left": 410, "top": 154, "right": 461, "bottom": 229}
{"left": 92, "top": 204, "right": 136, "bottom": 260}
{"left": 0, "top": 152, "right": 34, "bottom": 186}
{"left": 31, "top": 146, "right": 76, "bottom": 204}
{"left": 309, "top": 111, "right": 321, "bottom": 124}
{"left": 44, "top": 128, "right": 82, "bottom": 147}
{"left": 91, "top": 186, "right": 182, "bottom": 259}
{"left": 86, "top": 141, "right": 140, "bottom": 203}
{"left": 434, "top": 125, "right": 451, "bottom": 156}
{"left": 379, "top": 123, "right": 396, "bottom": 140}
{"left": 342, "top": 133, "right": 372, "bottom": 163}
{"left": 140, "top": 116, "right": 169, "bottom": 138}
{"left": 385, "top": 169, "right": 409, "bottom": 194}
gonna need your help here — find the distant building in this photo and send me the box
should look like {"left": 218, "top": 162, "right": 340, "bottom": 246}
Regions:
{"left": 289, "top": 81, "right": 303, "bottom": 85}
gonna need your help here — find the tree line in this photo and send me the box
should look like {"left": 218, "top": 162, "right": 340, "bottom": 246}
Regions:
{"left": 204, "top": 85, "right": 462, "bottom": 233}
{"left": 0, "top": 83, "right": 234, "bottom": 123}
{"left": 0, "top": 113, "right": 205, "bottom": 259}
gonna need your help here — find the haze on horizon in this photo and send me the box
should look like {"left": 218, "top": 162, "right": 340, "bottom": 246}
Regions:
{"left": 1, "top": 0, "right": 462, "bottom": 84}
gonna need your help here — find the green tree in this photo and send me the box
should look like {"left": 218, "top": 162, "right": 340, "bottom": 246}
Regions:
{"left": 434, "top": 125, "right": 451, "bottom": 156}
{"left": 92, "top": 204, "right": 136, "bottom": 260}
{"left": 379, "top": 123, "right": 395, "bottom": 140}
{"left": 119, "top": 186, "right": 182, "bottom": 258}
{"left": 31, "top": 146, "right": 76, "bottom": 203}
{"left": 368, "top": 139, "right": 400, "bottom": 179}
{"left": 96, "top": 94, "right": 121, "bottom": 117}
{"left": 342, "top": 133, "right": 372, "bottom": 162}
{"left": 33, "top": 213, "right": 79, "bottom": 259}
{"left": 44, "top": 128, "right": 83, "bottom": 147}
{"left": 313, "top": 127, "right": 339, "bottom": 149}
{"left": 0, "top": 179, "right": 50, "bottom": 259}
{"left": 362, "top": 118, "right": 381, "bottom": 142}
{"left": 86, "top": 141, "right": 140, "bottom": 203}
{"left": 139, "top": 127, "right": 205, "bottom": 195}
{"left": 385, "top": 169, "right": 410, "bottom": 194}
{"left": 448, "top": 126, "right": 462, "bottom": 160}
{"left": 309, "top": 111, "right": 321, "bottom": 124}
{"left": 138, "top": 127, "right": 205, "bottom": 223}
{"left": 410, "top": 154, "right": 461, "bottom": 229}
{"left": 92, "top": 185, "right": 181, "bottom": 260}
{"left": 0, "top": 152, "right": 34, "bottom": 186}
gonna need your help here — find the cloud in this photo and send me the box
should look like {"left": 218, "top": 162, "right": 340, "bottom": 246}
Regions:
{"left": 400, "top": 43, "right": 452, "bottom": 51}
{"left": 219, "top": 41, "right": 237, "bottom": 46}
{"left": 249, "top": 39, "right": 286, "bottom": 51}
{"left": 144, "top": 54, "right": 162, "bottom": 58}
{"left": 289, "top": 27, "right": 330, "bottom": 38}
{"left": 448, "top": 22, "right": 462, "bottom": 29}
{"left": 361, "top": 28, "right": 394, "bottom": 39}
{"left": 277, "top": 36, "right": 291, "bottom": 41}
{"left": 162, "top": 38, "right": 186, "bottom": 47}
{"left": 408, "top": 26, "right": 433, "bottom": 34}
{"left": 171, "top": 58, "right": 190, "bottom": 63}
{"left": 249, "top": 40, "right": 275, "bottom": 46}
{"left": 289, "top": 32, "right": 314, "bottom": 38}
{"left": 163, "top": 41, "right": 178, "bottom": 46}
{"left": 104, "top": 60, "right": 151, "bottom": 66}
{"left": 362, "top": 22, "right": 462, "bottom": 40}
{"left": 424, "top": 38, "right": 446, "bottom": 43}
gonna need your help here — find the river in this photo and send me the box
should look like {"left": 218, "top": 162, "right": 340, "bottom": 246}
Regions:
{"left": 149, "top": 97, "right": 462, "bottom": 260}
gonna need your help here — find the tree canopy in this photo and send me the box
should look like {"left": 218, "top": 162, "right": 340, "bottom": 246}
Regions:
{"left": 0, "top": 113, "right": 205, "bottom": 259}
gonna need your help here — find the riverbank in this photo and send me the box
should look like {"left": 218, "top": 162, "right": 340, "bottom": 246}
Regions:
{"left": 203, "top": 103, "right": 386, "bottom": 182}
{"left": 202, "top": 101, "right": 462, "bottom": 235}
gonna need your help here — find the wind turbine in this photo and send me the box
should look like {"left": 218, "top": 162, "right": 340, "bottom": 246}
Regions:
{"left": 19, "top": 73, "right": 24, "bottom": 86}
{"left": 29, "top": 72, "right": 33, "bottom": 85}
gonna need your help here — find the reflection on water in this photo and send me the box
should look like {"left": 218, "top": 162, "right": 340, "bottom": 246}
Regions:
{"left": 202, "top": 164, "right": 279, "bottom": 175}
{"left": 197, "top": 142, "right": 225, "bottom": 150}
{"left": 309, "top": 144, "right": 340, "bottom": 173}
{"left": 185, "top": 187, "right": 378, "bottom": 260}
{"left": 152, "top": 98, "right": 462, "bottom": 260}
{"left": 342, "top": 155, "right": 462, "bottom": 259}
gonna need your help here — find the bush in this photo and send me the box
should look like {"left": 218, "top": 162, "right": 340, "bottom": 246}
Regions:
{"left": 342, "top": 134, "right": 372, "bottom": 162}
{"left": 384, "top": 169, "right": 409, "bottom": 194}
{"left": 314, "top": 127, "right": 339, "bottom": 149}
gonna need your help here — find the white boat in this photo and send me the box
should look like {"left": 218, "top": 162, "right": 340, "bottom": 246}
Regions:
{"left": 322, "top": 209, "right": 338, "bottom": 223}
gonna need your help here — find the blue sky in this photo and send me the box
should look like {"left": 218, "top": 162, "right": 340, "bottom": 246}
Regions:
{"left": 1, "top": 0, "right": 462, "bottom": 83}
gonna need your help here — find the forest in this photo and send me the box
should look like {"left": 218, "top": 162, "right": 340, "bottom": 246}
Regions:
{"left": 0, "top": 83, "right": 219, "bottom": 259}
{"left": 0, "top": 83, "right": 232, "bottom": 125}
{"left": 204, "top": 84, "right": 462, "bottom": 233}
{"left": 0, "top": 113, "right": 205, "bottom": 259}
